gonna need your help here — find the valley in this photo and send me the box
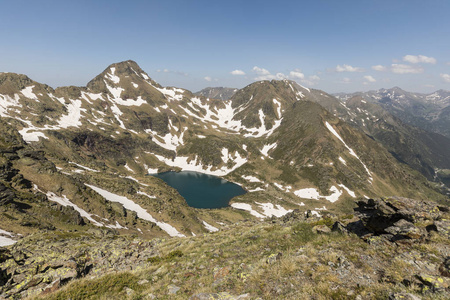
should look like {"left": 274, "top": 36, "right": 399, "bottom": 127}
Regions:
{"left": 0, "top": 60, "right": 449, "bottom": 299}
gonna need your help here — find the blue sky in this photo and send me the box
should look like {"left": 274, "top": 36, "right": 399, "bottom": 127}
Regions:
{"left": 1, "top": 0, "right": 449, "bottom": 93}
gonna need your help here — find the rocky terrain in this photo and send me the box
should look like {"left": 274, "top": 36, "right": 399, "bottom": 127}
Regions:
{"left": 0, "top": 197, "right": 448, "bottom": 299}
{"left": 0, "top": 60, "right": 449, "bottom": 298}
{"left": 194, "top": 87, "right": 237, "bottom": 101}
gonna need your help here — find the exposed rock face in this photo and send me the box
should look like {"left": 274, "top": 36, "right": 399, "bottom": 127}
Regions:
{"left": 350, "top": 197, "right": 448, "bottom": 242}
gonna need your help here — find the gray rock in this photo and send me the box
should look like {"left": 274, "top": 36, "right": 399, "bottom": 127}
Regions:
{"left": 312, "top": 225, "right": 331, "bottom": 234}
{"left": 389, "top": 292, "right": 422, "bottom": 300}
{"left": 168, "top": 284, "right": 180, "bottom": 294}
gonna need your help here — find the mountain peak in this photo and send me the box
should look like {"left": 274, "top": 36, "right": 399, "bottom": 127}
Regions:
{"left": 0, "top": 72, "right": 53, "bottom": 95}
{"left": 86, "top": 60, "right": 159, "bottom": 93}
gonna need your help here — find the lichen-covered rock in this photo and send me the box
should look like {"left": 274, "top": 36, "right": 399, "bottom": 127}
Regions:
{"left": 416, "top": 274, "right": 448, "bottom": 292}
{"left": 384, "top": 219, "right": 422, "bottom": 239}
{"left": 0, "top": 232, "right": 158, "bottom": 298}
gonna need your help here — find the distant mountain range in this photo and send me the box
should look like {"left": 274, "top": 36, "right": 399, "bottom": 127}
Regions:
{"left": 334, "top": 87, "right": 450, "bottom": 139}
{"left": 194, "top": 87, "right": 237, "bottom": 100}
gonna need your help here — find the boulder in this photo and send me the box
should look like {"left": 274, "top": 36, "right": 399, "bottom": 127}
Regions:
{"left": 384, "top": 219, "right": 422, "bottom": 239}
{"left": 312, "top": 225, "right": 331, "bottom": 234}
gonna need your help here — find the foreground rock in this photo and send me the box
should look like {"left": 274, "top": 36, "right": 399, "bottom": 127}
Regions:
{"left": 0, "top": 229, "right": 159, "bottom": 299}
{"left": 350, "top": 196, "right": 449, "bottom": 242}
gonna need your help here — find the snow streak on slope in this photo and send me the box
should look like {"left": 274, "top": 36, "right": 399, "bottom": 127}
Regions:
{"left": 325, "top": 122, "right": 373, "bottom": 182}
{"left": 146, "top": 128, "right": 186, "bottom": 151}
{"left": 0, "top": 94, "right": 21, "bottom": 117}
{"left": 46, "top": 192, "right": 104, "bottom": 227}
{"left": 85, "top": 184, "right": 185, "bottom": 237}
{"left": 242, "top": 175, "right": 262, "bottom": 183}
{"left": 202, "top": 221, "right": 219, "bottom": 232}
{"left": 231, "top": 202, "right": 292, "bottom": 218}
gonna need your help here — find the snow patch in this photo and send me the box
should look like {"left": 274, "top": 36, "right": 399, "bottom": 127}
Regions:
{"left": 242, "top": 175, "right": 261, "bottom": 183}
{"left": 325, "top": 122, "right": 372, "bottom": 182}
{"left": 255, "top": 202, "right": 293, "bottom": 218}
{"left": 70, "top": 162, "right": 99, "bottom": 172}
{"left": 137, "top": 190, "right": 156, "bottom": 199}
{"left": 57, "top": 99, "right": 85, "bottom": 128}
{"left": 260, "top": 142, "right": 277, "bottom": 157}
{"left": 0, "top": 229, "right": 17, "bottom": 247}
{"left": 20, "top": 86, "right": 38, "bottom": 101}
{"left": 248, "top": 187, "right": 265, "bottom": 192}
{"left": 106, "top": 67, "right": 120, "bottom": 84}
{"left": 202, "top": 221, "right": 219, "bottom": 232}
{"left": 46, "top": 192, "right": 104, "bottom": 227}
{"left": 294, "top": 184, "right": 354, "bottom": 203}
{"left": 0, "top": 93, "right": 21, "bottom": 117}
{"left": 230, "top": 203, "right": 265, "bottom": 218}
{"left": 231, "top": 202, "right": 292, "bottom": 218}
{"left": 124, "top": 164, "right": 134, "bottom": 173}
{"left": 85, "top": 184, "right": 185, "bottom": 237}
{"left": 147, "top": 167, "right": 159, "bottom": 174}
{"left": 153, "top": 151, "right": 247, "bottom": 176}
{"left": 273, "top": 99, "right": 282, "bottom": 118}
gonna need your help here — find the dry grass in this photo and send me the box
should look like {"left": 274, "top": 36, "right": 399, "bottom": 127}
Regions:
{"left": 29, "top": 216, "right": 448, "bottom": 300}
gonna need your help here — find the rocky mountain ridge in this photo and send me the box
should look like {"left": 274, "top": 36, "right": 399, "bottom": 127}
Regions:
{"left": 0, "top": 60, "right": 447, "bottom": 241}
{"left": 0, "top": 60, "right": 449, "bottom": 298}
{"left": 194, "top": 87, "right": 237, "bottom": 101}
{"left": 334, "top": 87, "right": 450, "bottom": 139}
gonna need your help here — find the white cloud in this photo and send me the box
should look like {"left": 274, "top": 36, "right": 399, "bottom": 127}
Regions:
{"left": 300, "top": 75, "right": 321, "bottom": 86}
{"left": 336, "top": 64, "right": 363, "bottom": 72}
{"left": 204, "top": 76, "right": 212, "bottom": 82}
{"left": 156, "top": 69, "right": 188, "bottom": 76}
{"left": 391, "top": 64, "right": 424, "bottom": 74}
{"left": 252, "top": 66, "right": 275, "bottom": 80}
{"left": 342, "top": 77, "right": 351, "bottom": 83}
{"left": 403, "top": 55, "right": 436, "bottom": 64}
{"left": 441, "top": 73, "right": 450, "bottom": 83}
{"left": 276, "top": 73, "right": 288, "bottom": 80}
{"left": 364, "top": 75, "right": 376, "bottom": 82}
{"left": 252, "top": 66, "right": 271, "bottom": 75}
{"left": 254, "top": 74, "right": 276, "bottom": 81}
{"left": 372, "top": 65, "right": 387, "bottom": 71}
{"left": 289, "top": 70, "right": 305, "bottom": 79}
{"left": 231, "top": 70, "right": 245, "bottom": 75}
{"left": 251, "top": 66, "right": 318, "bottom": 84}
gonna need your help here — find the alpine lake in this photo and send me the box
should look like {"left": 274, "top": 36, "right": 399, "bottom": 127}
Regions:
{"left": 151, "top": 171, "right": 247, "bottom": 209}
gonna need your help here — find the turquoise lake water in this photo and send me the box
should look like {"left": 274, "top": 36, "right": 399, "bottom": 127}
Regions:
{"left": 151, "top": 171, "right": 247, "bottom": 208}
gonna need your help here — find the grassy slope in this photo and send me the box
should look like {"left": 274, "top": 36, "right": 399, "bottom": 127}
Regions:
{"left": 33, "top": 215, "right": 449, "bottom": 300}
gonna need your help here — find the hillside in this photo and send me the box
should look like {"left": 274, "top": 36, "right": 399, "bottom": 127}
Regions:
{"left": 0, "top": 60, "right": 449, "bottom": 298}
